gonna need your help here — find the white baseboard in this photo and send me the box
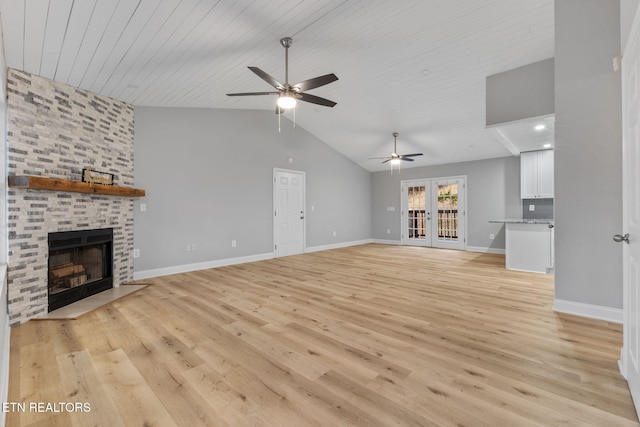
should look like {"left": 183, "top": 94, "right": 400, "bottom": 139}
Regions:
{"left": 371, "top": 239, "right": 402, "bottom": 245}
{"left": 466, "top": 245, "right": 506, "bottom": 255}
{"left": 553, "top": 299, "right": 623, "bottom": 324}
{"left": 133, "top": 252, "right": 274, "bottom": 280}
{"left": 134, "top": 240, "right": 376, "bottom": 280}
{"left": 368, "top": 242, "right": 505, "bottom": 254}
{"left": 305, "top": 239, "right": 373, "bottom": 253}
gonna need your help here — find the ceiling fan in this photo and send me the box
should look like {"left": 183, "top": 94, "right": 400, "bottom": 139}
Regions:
{"left": 226, "top": 37, "right": 338, "bottom": 113}
{"left": 370, "top": 132, "right": 424, "bottom": 165}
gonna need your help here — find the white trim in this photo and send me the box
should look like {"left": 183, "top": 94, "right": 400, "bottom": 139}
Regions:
{"left": 133, "top": 252, "right": 274, "bottom": 280}
{"left": 623, "top": 1, "right": 640, "bottom": 60}
{"left": 553, "top": 299, "right": 623, "bottom": 324}
{"left": 466, "top": 246, "right": 506, "bottom": 255}
{"left": 486, "top": 127, "right": 521, "bottom": 156}
{"left": 305, "top": 239, "right": 373, "bottom": 253}
{"left": 371, "top": 239, "right": 402, "bottom": 245}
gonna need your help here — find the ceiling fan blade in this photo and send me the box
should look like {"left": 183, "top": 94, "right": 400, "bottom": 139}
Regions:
{"left": 298, "top": 92, "right": 337, "bottom": 108}
{"left": 293, "top": 73, "right": 338, "bottom": 91}
{"left": 400, "top": 157, "right": 415, "bottom": 162}
{"left": 227, "top": 91, "right": 279, "bottom": 96}
{"left": 368, "top": 157, "right": 389, "bottom": 160}
{"left": 381, "top": 158, "right": 392, "bottom": 164}
{"left": 248, "top": 66, "right": 285, "bottom": 90}
{"left": 400, "top": 153, "right": 423, "bottom": 158}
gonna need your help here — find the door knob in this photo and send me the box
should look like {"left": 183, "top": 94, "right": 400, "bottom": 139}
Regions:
{"left": 613, "top": 233, "right": 630, "bottom": 244}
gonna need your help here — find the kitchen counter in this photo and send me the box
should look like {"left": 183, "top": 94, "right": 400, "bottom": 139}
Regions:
{"left": 489, "top": 218, "right": 554, "bottom": 225}
{"left": 491, "top": 220, "right": 555, "bottom": 274}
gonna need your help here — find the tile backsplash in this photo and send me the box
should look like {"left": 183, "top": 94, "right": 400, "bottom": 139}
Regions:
{"left": 523, "top": 198, "right": 554, "bottom": 219}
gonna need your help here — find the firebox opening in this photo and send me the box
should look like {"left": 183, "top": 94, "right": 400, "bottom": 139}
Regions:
{"left": 48, "top": 228, "right": 113, "bottom": 312}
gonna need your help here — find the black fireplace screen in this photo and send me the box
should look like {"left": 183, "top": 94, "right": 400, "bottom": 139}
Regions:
{"left": 48, "top": 228, "right": 113, "bottom": 311}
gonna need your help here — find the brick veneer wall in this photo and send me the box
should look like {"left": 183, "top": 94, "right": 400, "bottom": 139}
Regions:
{"left": 6, "top": 69, "right": 135, "bottom": 325}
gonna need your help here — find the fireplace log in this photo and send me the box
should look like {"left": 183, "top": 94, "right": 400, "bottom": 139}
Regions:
{"left": 50, "top": 264, "right": 86, "bottom": 279}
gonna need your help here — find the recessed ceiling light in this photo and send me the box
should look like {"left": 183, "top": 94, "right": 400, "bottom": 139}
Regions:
{"left": 543, "top": 143, "right": 552, "bottom": 148}
{"left": 535, "top": 124, "right": 546, "bottom": 131}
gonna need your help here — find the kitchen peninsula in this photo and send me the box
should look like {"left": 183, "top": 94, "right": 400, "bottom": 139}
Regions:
{"left": 490, "top": 219, "right": 555, "bottom": 274}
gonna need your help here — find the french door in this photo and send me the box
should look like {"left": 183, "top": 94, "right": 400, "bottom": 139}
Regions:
{"left": 401, "top": 177, "right": 466, "bottom": 250}
{"left": 273, "top": 168, "right": 305, "bottom": 257}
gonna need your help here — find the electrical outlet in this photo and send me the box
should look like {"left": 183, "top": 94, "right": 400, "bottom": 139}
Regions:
{"left": 489, "top": 234, "right": 495, "bottom": 240}
{"left": 387, "top": 229, "right": 391, "bottom": 234}
{"left": 133, "top": 249, "right": 140, "bottom": 258}
{"left": 232, "top": 240, "right": 237, "bottom": 248}
{"left": 333, "top": 231, "right": 337, "bottom": 237}
{"left": 140, "top": 203, "right": 146, "bottom": 212}
{"left": 529, "top": 204, "right": 535, "bottom": 211}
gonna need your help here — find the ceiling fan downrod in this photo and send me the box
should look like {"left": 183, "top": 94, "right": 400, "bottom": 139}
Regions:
{"left": 280, "top": 37, "right": 293, "bottom": 86}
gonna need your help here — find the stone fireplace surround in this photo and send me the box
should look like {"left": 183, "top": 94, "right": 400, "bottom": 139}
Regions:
{"left": 6, "top": 69, "right": 136, "bottom": 326}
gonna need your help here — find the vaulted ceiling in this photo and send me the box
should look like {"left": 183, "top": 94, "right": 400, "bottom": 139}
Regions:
{"left": 0, "top": 0, "right": 554, "bottom": 171}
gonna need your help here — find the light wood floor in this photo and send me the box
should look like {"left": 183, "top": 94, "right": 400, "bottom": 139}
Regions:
{"left": 7, "top": 244, "right": 639, "bottom": 426}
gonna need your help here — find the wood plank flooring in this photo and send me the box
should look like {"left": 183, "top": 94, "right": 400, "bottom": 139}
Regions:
{"left": 7, "top": 244, "right": 639, "bottom": 426}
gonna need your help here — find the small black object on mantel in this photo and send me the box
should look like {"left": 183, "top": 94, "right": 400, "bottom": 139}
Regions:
{"left": 82, "top": 167, "right": 115, "bottom": 186}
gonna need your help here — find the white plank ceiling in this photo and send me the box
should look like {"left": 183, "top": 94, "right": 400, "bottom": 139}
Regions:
{"left": 0, "top": 0, "right": 554, "bottom": 171}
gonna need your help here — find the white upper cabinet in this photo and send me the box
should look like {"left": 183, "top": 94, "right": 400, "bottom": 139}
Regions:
{"left": 521, "top": 150, "right": 554, "bottom": 198}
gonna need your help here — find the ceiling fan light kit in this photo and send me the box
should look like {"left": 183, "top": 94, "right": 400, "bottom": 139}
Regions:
{"left": 227, "top": 37, "right": 338, "bottom": 129}
{"left": 276, "top": 93, "right": 297, "bottom": 109}
{"left": 369, "top": 132, "right": 424, "bottom": 173}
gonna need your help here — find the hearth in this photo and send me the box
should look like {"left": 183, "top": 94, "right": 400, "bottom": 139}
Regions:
{"left": 48, "top": 228, "right": 113, "bottom": 312}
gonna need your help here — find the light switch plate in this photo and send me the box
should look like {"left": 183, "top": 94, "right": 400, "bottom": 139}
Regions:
{"left": 529, "top": 204, "right": 535, "bottom": 211}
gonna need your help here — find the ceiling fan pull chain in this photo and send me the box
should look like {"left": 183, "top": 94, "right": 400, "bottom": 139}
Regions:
{"left": 278, "top": 109, "right": 281, "bottom": 133}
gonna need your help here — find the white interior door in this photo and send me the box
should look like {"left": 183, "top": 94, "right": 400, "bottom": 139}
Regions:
{"left": 402, "top": 180, "right": 431, "bottom": 246}
{"left": 431, "top": 178, "right": 466, "bottom": 250}
{"left": 273, "top": 169, "right": 305, "bottom": 257}
{"left": 622, "top": 14, "right": 640, "bottom": 417}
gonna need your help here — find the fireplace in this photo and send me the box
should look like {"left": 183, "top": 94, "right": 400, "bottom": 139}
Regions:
{"left": 48, "top": 228, "right": 114, "bottom": 312}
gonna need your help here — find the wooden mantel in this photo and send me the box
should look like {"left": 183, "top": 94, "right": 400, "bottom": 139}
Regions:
{"left": 8, "top": 175, "right": 145, "bottom": 197}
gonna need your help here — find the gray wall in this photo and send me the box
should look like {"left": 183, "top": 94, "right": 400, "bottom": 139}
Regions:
{"left": 133, "top": 107, "right": 371, "bottom": 273}
{"left": 555, "top": 0, "right": 623, "bottom": 308}
{"left": 371, "top": 156, "right": 521, "bottom": 251}
{"left": 486, "top": 58, "right": 555, "bottom": 126}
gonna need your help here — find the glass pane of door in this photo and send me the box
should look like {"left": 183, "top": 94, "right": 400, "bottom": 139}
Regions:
{"left": 403, "top": 181, "right": 430, "bottom": 246}
{"left": 436, "top": 183, "right": 458, "bottom": 242}
{"left": 431, "top": 178, "right": 465, "bottom": 250}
